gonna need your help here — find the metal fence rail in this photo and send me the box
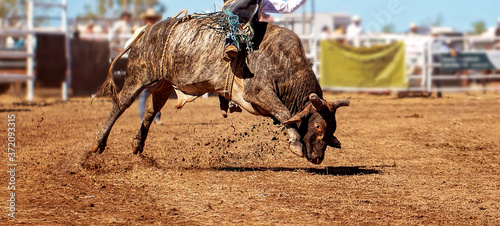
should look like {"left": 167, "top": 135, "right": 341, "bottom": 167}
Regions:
{"left": 0, "top": 0, "right": 70, "bottom": 101}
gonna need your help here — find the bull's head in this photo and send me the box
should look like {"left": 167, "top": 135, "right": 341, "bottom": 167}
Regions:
{"left": 284, "top": 94, "right": 349, "bottom": 164}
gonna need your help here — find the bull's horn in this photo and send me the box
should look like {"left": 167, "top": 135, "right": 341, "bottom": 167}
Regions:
{"left": 332, "top": 99, "right": 350, "bottom": 108}
{"left": 309, "top": 93, "right": 327, "bottom": 111}
{"left": 284, "top": 105, "right": 313, "bottom": 125}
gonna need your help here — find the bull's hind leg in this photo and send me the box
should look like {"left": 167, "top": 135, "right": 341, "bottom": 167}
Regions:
{"left": 92, "top": 83, "right": 146, "bottom": 154}
{"left": 132, "top": 82, "right": 174, "bottom": 154}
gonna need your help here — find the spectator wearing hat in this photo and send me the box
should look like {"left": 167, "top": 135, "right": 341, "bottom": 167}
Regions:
{"left": 409, "top": 22, "right": 418, "bottom": 35}
{"left": 405, "top": 22, "right": 426, "bottom": 87}
{"left": 346, "top": 15, "right": 364, "bottom": 47}
{"left": 140, "top": 8, "right": 163, "bottom": 27}
{"left": 125, "top": 8, "right": 163, "bottom": 48}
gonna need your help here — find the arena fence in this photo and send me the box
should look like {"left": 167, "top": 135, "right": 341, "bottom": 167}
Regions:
{"left": 4, "top": 3, "right": 499, "bottom": 100}
{"left": 309, "top": 34, "right": 500, "bottom": 95}
{"left": 0, "top": 0, "right": 70, "bottom": 101}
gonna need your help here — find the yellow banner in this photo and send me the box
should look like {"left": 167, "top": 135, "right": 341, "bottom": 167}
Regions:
{"left": 319, "top": 41, "right": 408, "bottom": 88}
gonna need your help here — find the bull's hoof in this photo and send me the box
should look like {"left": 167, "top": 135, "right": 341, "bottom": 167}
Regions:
{"left": 290, "top": 141, "right": 304, "bottom": 157}
{"left": 132, "top": 140, "right": 144, "bottom": 155}
{"left": 91, "top": 144, "right": 106, "bottom": 154}
{"left": 220, "top": 109, "right": 228, "bottom": 118}
{"left": 132, "top": 146, "right": 143, "bottom": 155}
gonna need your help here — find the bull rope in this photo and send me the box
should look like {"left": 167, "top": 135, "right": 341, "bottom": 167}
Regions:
{"left": 159, "top": 10, "right": 190, "bottom": 79}
{"left": 223, "top": 61, "right": 235, "bottom": 100}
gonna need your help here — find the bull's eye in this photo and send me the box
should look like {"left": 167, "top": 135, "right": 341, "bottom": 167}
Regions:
{"left": 315, "top": 123, "right": 324, "bottom": 139}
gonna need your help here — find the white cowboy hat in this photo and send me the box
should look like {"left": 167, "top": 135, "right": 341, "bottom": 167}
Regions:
{"left": 140, "top": 8, "right": 162, "bottom": 21}
{"left": 352, "top": 15, "right": 361, "bottom": 22}
{"left": 409, "top": 22, "right": 417, "bottom": 29}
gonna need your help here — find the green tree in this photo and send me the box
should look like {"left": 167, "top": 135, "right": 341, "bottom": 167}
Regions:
{"left": 98, "top": 0, "right": 115, "bottom": 15}
{"left": 80, "top": 4, "right": 98, "bottom": 19}
{"left": 432, "top": 13, "right": 443, "bottom": 27}
{"left": 382, "top": 24, "right": 394, "bottom": 34}
{"left": 0, "top": 0, "right": 21, "bottom": 19}
{"left": 470, "top": 20, "right": 486, "bottom": 35}
{"left": 81, "top": 0, "right": 165, "bottom": 19}
{"left": 423, "top": 13, "right": 443, "bottom": 28}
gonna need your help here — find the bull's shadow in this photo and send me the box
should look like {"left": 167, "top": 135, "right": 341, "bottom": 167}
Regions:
{"left": 216, "top": 166, "right": 383, "bottom": 176}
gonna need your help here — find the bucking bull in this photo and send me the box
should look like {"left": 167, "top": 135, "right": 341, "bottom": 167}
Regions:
{"left": 92, "top": 11, "right": 349, "bottom": 165}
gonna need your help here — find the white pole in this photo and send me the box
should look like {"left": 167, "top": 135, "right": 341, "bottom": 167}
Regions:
{"left": 426, "top": 38, "right": 433, "bottom": 93}
{"left": 61, "top": 0, "right": 71, "bottom": 101}
{"left": 420, "top": 37, "right": 427, "bottom": 88}
{"left": 26, "top": 0, "right": 34, "bottom": 101}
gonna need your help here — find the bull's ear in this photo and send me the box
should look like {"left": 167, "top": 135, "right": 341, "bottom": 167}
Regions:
{"left": 283, "top": 105, "right": 313, "bottom": 125}
{"left": 326, "top": 135, "right": 341, "bottom": 149}
{"left": 332, "top": 99, "right": 350, "bottom": 109}
{"left": 309, "top": 93, "right": 327, "bottom": 111}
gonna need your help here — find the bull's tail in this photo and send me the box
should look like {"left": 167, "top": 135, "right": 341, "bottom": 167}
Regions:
{"left": 93, "top": 29, "right": 146, "bottom": 105}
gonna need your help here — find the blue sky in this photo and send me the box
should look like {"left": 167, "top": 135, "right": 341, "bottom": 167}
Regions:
{"left": 68, "top": 0, "right": 500, "bottom": 33}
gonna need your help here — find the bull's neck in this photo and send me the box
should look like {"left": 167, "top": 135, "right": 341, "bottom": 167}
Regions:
{"left": 279, "top": 71, "right": 323, "bottom": 116}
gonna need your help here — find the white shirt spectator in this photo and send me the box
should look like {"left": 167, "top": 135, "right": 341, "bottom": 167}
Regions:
{"left": 319, "top": 31, "right": 330, "bottom": 40}
{"left": 405, "top": 35, "right": 429, "bottom": 66}
{"left": 346, "top": 23, "right": 363, "bottom": 47}
{"left": 6, "top": 36, "right": 15, "bottom": 49}
{"left": 110, "top": 20, "right": 132, "bottom": 40}
{"left": 319, "top": 26, "right": 331, "bottom": 40}
{"left": 109, "top": 14, "right": 133, "bottom": 58}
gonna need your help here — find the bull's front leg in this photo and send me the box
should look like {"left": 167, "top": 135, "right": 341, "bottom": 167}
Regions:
{"left": 242, "top": 88, "right": 304, "bottom": 157}
{"left": 273, "top": 112, "right": 304, "bottom": 157}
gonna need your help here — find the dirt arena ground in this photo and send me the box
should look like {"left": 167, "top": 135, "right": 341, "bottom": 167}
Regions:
{"left": 1, "top": 91, "right": 499, "bottom": 225}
